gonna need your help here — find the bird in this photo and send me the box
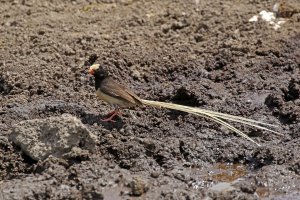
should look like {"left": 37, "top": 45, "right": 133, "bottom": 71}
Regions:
{"left": 88, "top": 63, "right": 282, "bottom": 146}
{"left": 88, "top": 64, "right": 143, "bottom": 122}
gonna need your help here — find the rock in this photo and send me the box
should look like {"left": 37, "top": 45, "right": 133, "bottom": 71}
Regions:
{"left": 150, "top": 171, "right": 160, "bottom": 178}
{"left": 207, "top": 182, "right": 240, "bottom": 200}
{"left": 129, "top": 177, "right": 149, "bottom": 196}
{"left": 209, "top": 182, "right": 236, "bottom": 193}
{"left": 62, "top": 44, "right": 75, "bottom": 56}
{"left": 207, "top": 181, "right": 259, "bottom": 200}
{"left": 273, "top": 2, "right": 300, "bottom": 18}
{"left": 9, "top": 115, "right": 97, "bottom": 161}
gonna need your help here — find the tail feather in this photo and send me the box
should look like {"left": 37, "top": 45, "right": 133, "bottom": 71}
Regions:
{"left": 140, "top": 99, "right": 282, "bottom": 146}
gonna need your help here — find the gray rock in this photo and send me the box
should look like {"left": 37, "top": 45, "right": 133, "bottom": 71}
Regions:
{"left": 207, "top": 181, "right": 258, "bottom": 200}
{"left": 9, "top": 115, "right": 97, "bottom": 161}
{"left": 129, "top": 177, "right": 149, "bottom": 197}
{"left": 209, "top": 182, "right": 236, "bottom": 192}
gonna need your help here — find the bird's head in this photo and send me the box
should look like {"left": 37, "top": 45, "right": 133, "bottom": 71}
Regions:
{"left": 88, "top": 64, "right": 108, "bottom": 79}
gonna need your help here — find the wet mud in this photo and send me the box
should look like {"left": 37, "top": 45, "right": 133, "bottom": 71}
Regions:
{"left": 0, "top": 0, "right": 300, "bottom": 199}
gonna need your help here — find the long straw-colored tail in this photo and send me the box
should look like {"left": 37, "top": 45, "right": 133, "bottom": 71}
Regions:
{"left": 140, "top": 99, "right": 283, "bottom": 146}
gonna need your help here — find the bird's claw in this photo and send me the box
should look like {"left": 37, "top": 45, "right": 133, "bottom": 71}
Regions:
{"left": 100, "top": 117, "right": 116, "bottom": 123}
{"left": 100, "top": 109, "right": 120, "bottom": 122}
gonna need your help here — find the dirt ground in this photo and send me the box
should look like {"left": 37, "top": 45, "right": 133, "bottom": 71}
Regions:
{"left": 0, "top": 0, "right": 300, "bottom": 199}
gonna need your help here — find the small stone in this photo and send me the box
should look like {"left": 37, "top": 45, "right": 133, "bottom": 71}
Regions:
{"left": 210, "top": 182, "right": 236, "bottom": 192}
{"left": 131, "top": 69, "right": 141, "bottom": 79}
{"left": 129, "top": 177, "right": 149, "bottom": 196}
{"left": 62, "top": 45, "right": 75, "bottom": 56}
{"left": 194, "top": 34, "right": 204, "bottom": 42}
{"left": 150, "top": 171, "right": 160, "bottom": 178}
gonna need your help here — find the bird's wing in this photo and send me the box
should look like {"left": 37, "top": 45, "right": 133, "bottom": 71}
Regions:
{"left": 100, "top": 77, "right": 142, "bottom": 105}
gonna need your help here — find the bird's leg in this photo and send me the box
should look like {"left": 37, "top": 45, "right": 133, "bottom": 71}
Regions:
{"left": 101, "top": 108, "right": 122, "bottom": 122}
{"left": 105, "top": 110, "right": 117, "bottom": 117}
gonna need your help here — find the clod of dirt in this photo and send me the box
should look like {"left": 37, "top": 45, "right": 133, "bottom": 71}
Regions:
{"left": 171, "top": 87, "right": 200, "bottom": 107}
{"left": 84, "top": 53, "right": 98, "bottom": 67}
{"left": 283, "top": 78, "right": 300, "bottom": 101}
{"left": 0, "top": 136, "right": 29, "bottom": 180}
{"left": 81, "top": 185, "right": 103, "bottom": 200}
{"left": 289, "top": 160, "right": 300, "bottom": 175}
{"left": 265, "top": 93, "right": 284, "bottom": 108}
{"left": 0, "top": 75, "right": 13, "bottom": 95}
{"left": 129, "top": 177, "right": 149, "bottom": 196}
{"left": 9, "top": 115, "right": 97, "bottom": 161}
{"left": 273, "top": 2, "right": 300, "bottom": 18}
{"left": 278, "top": 102, "right": 300, "bottom": 124}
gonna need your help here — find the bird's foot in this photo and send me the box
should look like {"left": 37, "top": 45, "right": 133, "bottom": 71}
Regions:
{"left": 100, "top": 117, "right": 116, "bottom": 122}
{"left": 101, "top": 109, "right": 121, "bottom": 122}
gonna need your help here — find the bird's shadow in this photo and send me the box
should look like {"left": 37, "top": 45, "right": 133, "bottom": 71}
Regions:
{"left": 166, "top": 109, "right": 188, "bottom": 120}
{"left": 80, "top": 112, "right": 125, "bottom": 131}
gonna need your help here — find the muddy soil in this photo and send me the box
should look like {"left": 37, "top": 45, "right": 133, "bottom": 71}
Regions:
{"left": 0, "top": 0, "right": 300, "bottom": 199}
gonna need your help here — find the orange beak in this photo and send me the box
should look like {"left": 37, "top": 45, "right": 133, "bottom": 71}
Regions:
{"left": 88, "top": 68, "right": 95, "bottom": 75}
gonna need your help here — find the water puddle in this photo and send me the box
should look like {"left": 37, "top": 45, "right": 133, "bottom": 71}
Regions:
{"left": 209, "top": 163, "right": 247, "bottom": 182}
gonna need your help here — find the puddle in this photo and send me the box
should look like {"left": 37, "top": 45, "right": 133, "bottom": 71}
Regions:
{"left": 209, "top": 163, "right": 247, "bottom": 182}
{"left": 188, "top": 162, "right": 248, "bottom": 190}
